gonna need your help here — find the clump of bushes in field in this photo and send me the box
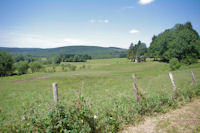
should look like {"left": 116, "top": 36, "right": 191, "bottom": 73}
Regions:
{"left": 169, "top": 58, "right": 181, "bottom": 70}
{"left": 0, "top": 51, "right": 44, "bottom": 76}
{"left": 61, "top": 64, "right": 77, "bottom": 72}
{"left": 1, "top": 86, "right": 200, "bottom": 132}
{"left": 15, "top": 61, "right": 29, "bottom": 75}
{"left": 29, "top": 61, "right": 43, "bottom": 73}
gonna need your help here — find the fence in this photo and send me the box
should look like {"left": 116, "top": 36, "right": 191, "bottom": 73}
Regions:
{"left": 131, "top": 71, "right": 198, "bottom": 105}
{"left": 52, "top": 71, "right": 199, "bottom": 105}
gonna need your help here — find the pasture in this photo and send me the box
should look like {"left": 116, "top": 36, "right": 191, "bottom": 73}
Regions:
{"left": 0, "top": 58, "right": 200, "bottom": 131}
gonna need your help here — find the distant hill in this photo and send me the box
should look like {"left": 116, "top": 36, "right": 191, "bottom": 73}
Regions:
{"left": 0, "top": 46, "right": 127, "bottom": 59}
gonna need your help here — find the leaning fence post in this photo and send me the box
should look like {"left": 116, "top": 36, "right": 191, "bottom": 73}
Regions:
{"left": 52, "top": 83, "right": 58, "bottom": 105}
{"left": 191, "top": 71, "right": 198, "bottom": 88}
{"left": 132, "top": 74, "right": 139, "bottom": 104}
{"left": 169, "top": 72, "right": 177, "bottom": 99}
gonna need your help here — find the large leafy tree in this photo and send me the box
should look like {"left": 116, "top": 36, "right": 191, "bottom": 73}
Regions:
{"left": 149, "top": 22, "right": 200, "bottom": 64}
{"left": 0, "top": 51, "right": 14, "bottom": 76}
{"left": 128, "top": 41, "right": 147, "bottom": 62}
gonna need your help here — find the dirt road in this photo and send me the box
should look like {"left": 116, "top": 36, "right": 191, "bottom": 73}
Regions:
{"left": 122, "top": 98, "right": 200, "bottom": 133}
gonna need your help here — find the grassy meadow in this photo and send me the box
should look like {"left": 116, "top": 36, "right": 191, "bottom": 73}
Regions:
{"left": 0, "top": 58, "right": 200, "bottom": 131}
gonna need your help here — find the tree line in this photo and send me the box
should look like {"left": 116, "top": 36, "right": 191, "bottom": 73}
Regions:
{"left": 128, "top": 22, "right": 200, "bottom": 66}
{"left": 0, "top": 52, "right": 92, "bottom": 76}
{"left": 52, "top": 54, "right": 92, "bottom": 64}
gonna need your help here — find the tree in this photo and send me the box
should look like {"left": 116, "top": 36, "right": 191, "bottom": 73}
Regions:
{"left": 15, "top": 61, "right": 29, "bottom": 75}
{"left": 54, "top": 55, "right": 62, "bottom": 64}
{"left": 15, "top": 54, "right": 35, "bottom": 63}
{"left": 128, "top": 43, "right": 134, "bottom": 61}
{"left": 73, "top": 55, "right": 80, "bottom": 62}
{"left": 149, "top": 22, "right": 200, "bottom": 64}
{"left": 128, "top": 41, "right": 147, "bottom": 62}
{"left": 29, "top": 61, "right": 43, "bottom": 73}
{"left": 0, "top": 51, "right": 14, "bottom": 76}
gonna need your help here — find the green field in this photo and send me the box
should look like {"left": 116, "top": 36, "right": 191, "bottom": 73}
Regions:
{"left": 0, "top": 58, "right": 200, "bottom": 131}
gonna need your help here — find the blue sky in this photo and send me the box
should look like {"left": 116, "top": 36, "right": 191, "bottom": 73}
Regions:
{"left": 0, "top": 0, "right": 200, "bottom": 48}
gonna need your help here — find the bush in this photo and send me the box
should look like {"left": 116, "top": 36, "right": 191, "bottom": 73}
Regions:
{"left": 65, "top": 64, "right": 76, "bottom": 71}
{"left": 0, "top": 51, "right": 14, "bottom": 76}
{"left": 29, "top": 61, "right": 43, "bottom": 73}
{"left": 169, "top": 58, "right": 181, "bottom": 70}
{"left": 15, "top": 61, "right": 29, "bottom": 75}
{"left": 181, "top": 55, "right": 198, "bottom": 65}
{"left": 1, "top": 97, "right": 99, "bottom": 133}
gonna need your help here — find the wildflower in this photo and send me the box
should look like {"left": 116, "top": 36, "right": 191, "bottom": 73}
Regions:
{"left": 94, "top": 115, "right": 97, "bottom": 119}
{"left": 21, "top": 116, "right": 25, "bottom": 121}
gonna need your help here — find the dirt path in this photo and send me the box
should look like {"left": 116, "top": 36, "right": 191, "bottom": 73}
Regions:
{"left": 122, "top": 98, "right": 200, "bottom": 133}
{"left": 11, "top": 76, "right": 49, "bottom": 83}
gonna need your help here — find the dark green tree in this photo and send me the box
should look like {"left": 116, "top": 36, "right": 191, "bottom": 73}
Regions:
{"left": 15, "top": 61, "right": 29, "bottom": 75}
{"left": 149, "top": 22, "right": 200, "bottom": 64}
{"left": 0, "top": 51, "right": 14, "bottom": 76}
{"left": 128, "top": 41, "right": 147, "bottom": 62}
{"left": 29, "top": 61, "right": 43, "bottom": 73}
{"left": 128, "top": 43, "right": 134, "bottom": 61}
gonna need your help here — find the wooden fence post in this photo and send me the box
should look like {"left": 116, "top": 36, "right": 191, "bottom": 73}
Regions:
{"left": 52, "top": 83, "right": 58, "bottom": 105}
{"left": 169, "top": 72, "right": 177, "bottom": 99}
{"left": 191, "top": 71, "right": 198, "bottom": 88}
{"left": 132, "top": 74, "right": 139, "bottom": 104}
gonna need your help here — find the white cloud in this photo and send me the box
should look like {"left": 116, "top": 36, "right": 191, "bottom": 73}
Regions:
{"left": 129, "top": 29, "right": 139, "bottom": 34}
{"left": 90, "top": 19, "right": 95, "bottom": 23}
{"left": 122, "top": 6, "right": 135, "bottom": 10}
{"left": 138, "top": 0, "right": 154, "bottom": 5}
{"left": 90, "top": 19, "right": 109, "bottom": 24}
{"left": 104, "top": 19, "right": 109, "bottom": 23}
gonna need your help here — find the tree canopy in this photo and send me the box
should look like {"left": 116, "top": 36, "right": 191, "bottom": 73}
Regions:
{"left": 128, "top": 41, "right": 147, "bottom": 62}
{"left": 0, "top": 51, "right": 14, "bottom": 76}
{"left": 148, "top": 22, "right": 200, "bottom": 64}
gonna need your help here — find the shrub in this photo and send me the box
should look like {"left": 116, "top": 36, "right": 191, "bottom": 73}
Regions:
{"left": 61, "top": 64, "right": 66, "bottom": 72}
{"left": 15, "top": 61, "right": 29, "bottom": 75}
{"left": 0, "top": 51, "right": 14, "bottom": 76}
{"left": 80, "top": 65, "right": 86, "bottom": 69}
{"left": 1, "top": 97, "right": 99, "bottom": 133}
{"left": 65, "top": 64, "right": 76, "bottom": 71}
{"left": 169, "top": 58, "right": 181, "bottom": 70}
{"left": 29, "top": 61, "right": 43, "bottom": 73}
{"left": 181, "top": 55, "right": 198, "bottom": 65}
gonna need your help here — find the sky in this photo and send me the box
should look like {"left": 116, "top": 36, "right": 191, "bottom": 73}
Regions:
{"left": 0, "top": 0, "right": 200, "bottom": 49}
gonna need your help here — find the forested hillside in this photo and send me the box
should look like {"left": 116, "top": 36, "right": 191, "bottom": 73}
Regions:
{"left": 0, "top": 46, "right": 127, "bottom": 59}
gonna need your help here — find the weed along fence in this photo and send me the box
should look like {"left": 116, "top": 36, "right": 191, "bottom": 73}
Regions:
{"left": 131, "top": 71, "right": 199, "bottom": 105}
